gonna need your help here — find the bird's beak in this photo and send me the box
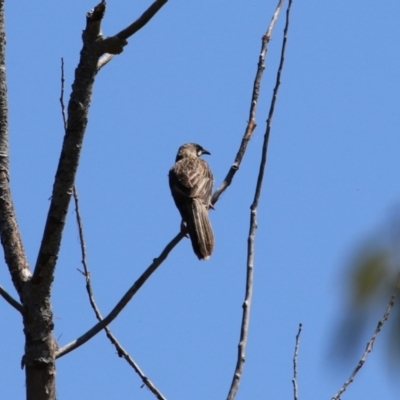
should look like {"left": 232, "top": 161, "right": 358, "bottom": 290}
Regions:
{"left": 201, "top": 149, "right": 211, "bottom": 156}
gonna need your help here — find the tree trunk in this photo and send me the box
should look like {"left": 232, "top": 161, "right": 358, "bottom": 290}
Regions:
{"left": 23, "top": 282, "right": 57, "bottom": 400}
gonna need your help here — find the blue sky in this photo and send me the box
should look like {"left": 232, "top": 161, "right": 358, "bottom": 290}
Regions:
{"left": 1, "top": 0, "right": 400, "bottom": 399}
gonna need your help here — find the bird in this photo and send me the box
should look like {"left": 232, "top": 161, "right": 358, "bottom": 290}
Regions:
{"left": 169, "top": 143, "right": 214, "bottom": 260}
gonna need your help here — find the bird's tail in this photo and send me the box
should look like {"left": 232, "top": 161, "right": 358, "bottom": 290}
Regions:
{"left": 186, "top": 198, "right": 214, "bottom": 260}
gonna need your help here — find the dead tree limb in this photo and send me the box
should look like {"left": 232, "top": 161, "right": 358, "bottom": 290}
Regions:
{"left": 226, "top": 0, "right": 293, "bottom": 398}
{"left": 72, "top": 186, "right": 166, "bottom": 400}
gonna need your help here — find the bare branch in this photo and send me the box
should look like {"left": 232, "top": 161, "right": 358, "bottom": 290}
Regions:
{"left": 98, "top": 0, "right": 168, "bottom": 68}
{"left": 331, "top": 274, "right": 400, "bottom": 400}
{"left": 0, "top": 284, "right": 24, "bottom": 313}
{"left": 33, "top": 4, "right": 104, "bottom": 288}
{"left": 226, "top": 1, "right": 292, "bottom": 398}
{"left": 211, "top": 0, "right": 285, "bottom": 206}
{"left": 292, "top": 323, "right": 302, "bottom": 400}
{"left": 55, "top": 231, "right": 184, "bottom": 359}
{"left": 116, "top": 0, "right": 168, "bottom": 41}
{"left": 72, "top": 187, "right": 166, "bottom": 400}
{"left": 0, "top": 0, "right": 31, "bottom": 294}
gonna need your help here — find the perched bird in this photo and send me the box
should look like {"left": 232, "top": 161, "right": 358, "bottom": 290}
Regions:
{"left": 169, "top": 143, "right": 214, "bottom": 260}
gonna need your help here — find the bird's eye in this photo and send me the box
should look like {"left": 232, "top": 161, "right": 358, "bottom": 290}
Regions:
{"left": 197, "top": 150, "right": 202, "bottom": 156}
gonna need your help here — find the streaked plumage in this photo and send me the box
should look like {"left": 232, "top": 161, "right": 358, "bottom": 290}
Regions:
{"left": 169, "top": 143, "right": 214, "bottom": 260}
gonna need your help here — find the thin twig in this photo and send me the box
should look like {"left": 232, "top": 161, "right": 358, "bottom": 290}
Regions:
{"left": 72, "top": 187, "right": 166, "bottom": 400}
{"left": 59, "top": 58, "right": 67, "bottom": 132}
{"left": 0, "top": 284, "right": 24, "bottom": 313}
{"left": 226, "top": 1, "right": 292, "bottom": 398}
{"left": 331, "top": 274, "right": 400, "bottom": 400}
{"left": 55, "top": 231, "right": 184, "bottom": 359}
{"left": 211, "top": 0, "right": 285, "bottom": 206}
{"left": 292, "top": 323, "right": 302, "bottom": 400}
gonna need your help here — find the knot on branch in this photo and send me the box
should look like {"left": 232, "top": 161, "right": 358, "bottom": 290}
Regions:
{"left": 101, "top": 36, "right": 128, "bottom": 55}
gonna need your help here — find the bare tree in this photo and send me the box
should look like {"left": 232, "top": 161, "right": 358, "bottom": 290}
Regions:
{"left": 0, "top": 1, "right": 168, "bottom": 398}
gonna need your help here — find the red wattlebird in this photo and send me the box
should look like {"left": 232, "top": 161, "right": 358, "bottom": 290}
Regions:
{"left": 169, "top": 143, "right": 214, "bottom": 260}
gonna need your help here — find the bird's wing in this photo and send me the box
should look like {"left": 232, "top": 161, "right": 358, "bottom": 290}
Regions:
{"left": 169, "top": 158, "right": 213, "bottom": 206}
